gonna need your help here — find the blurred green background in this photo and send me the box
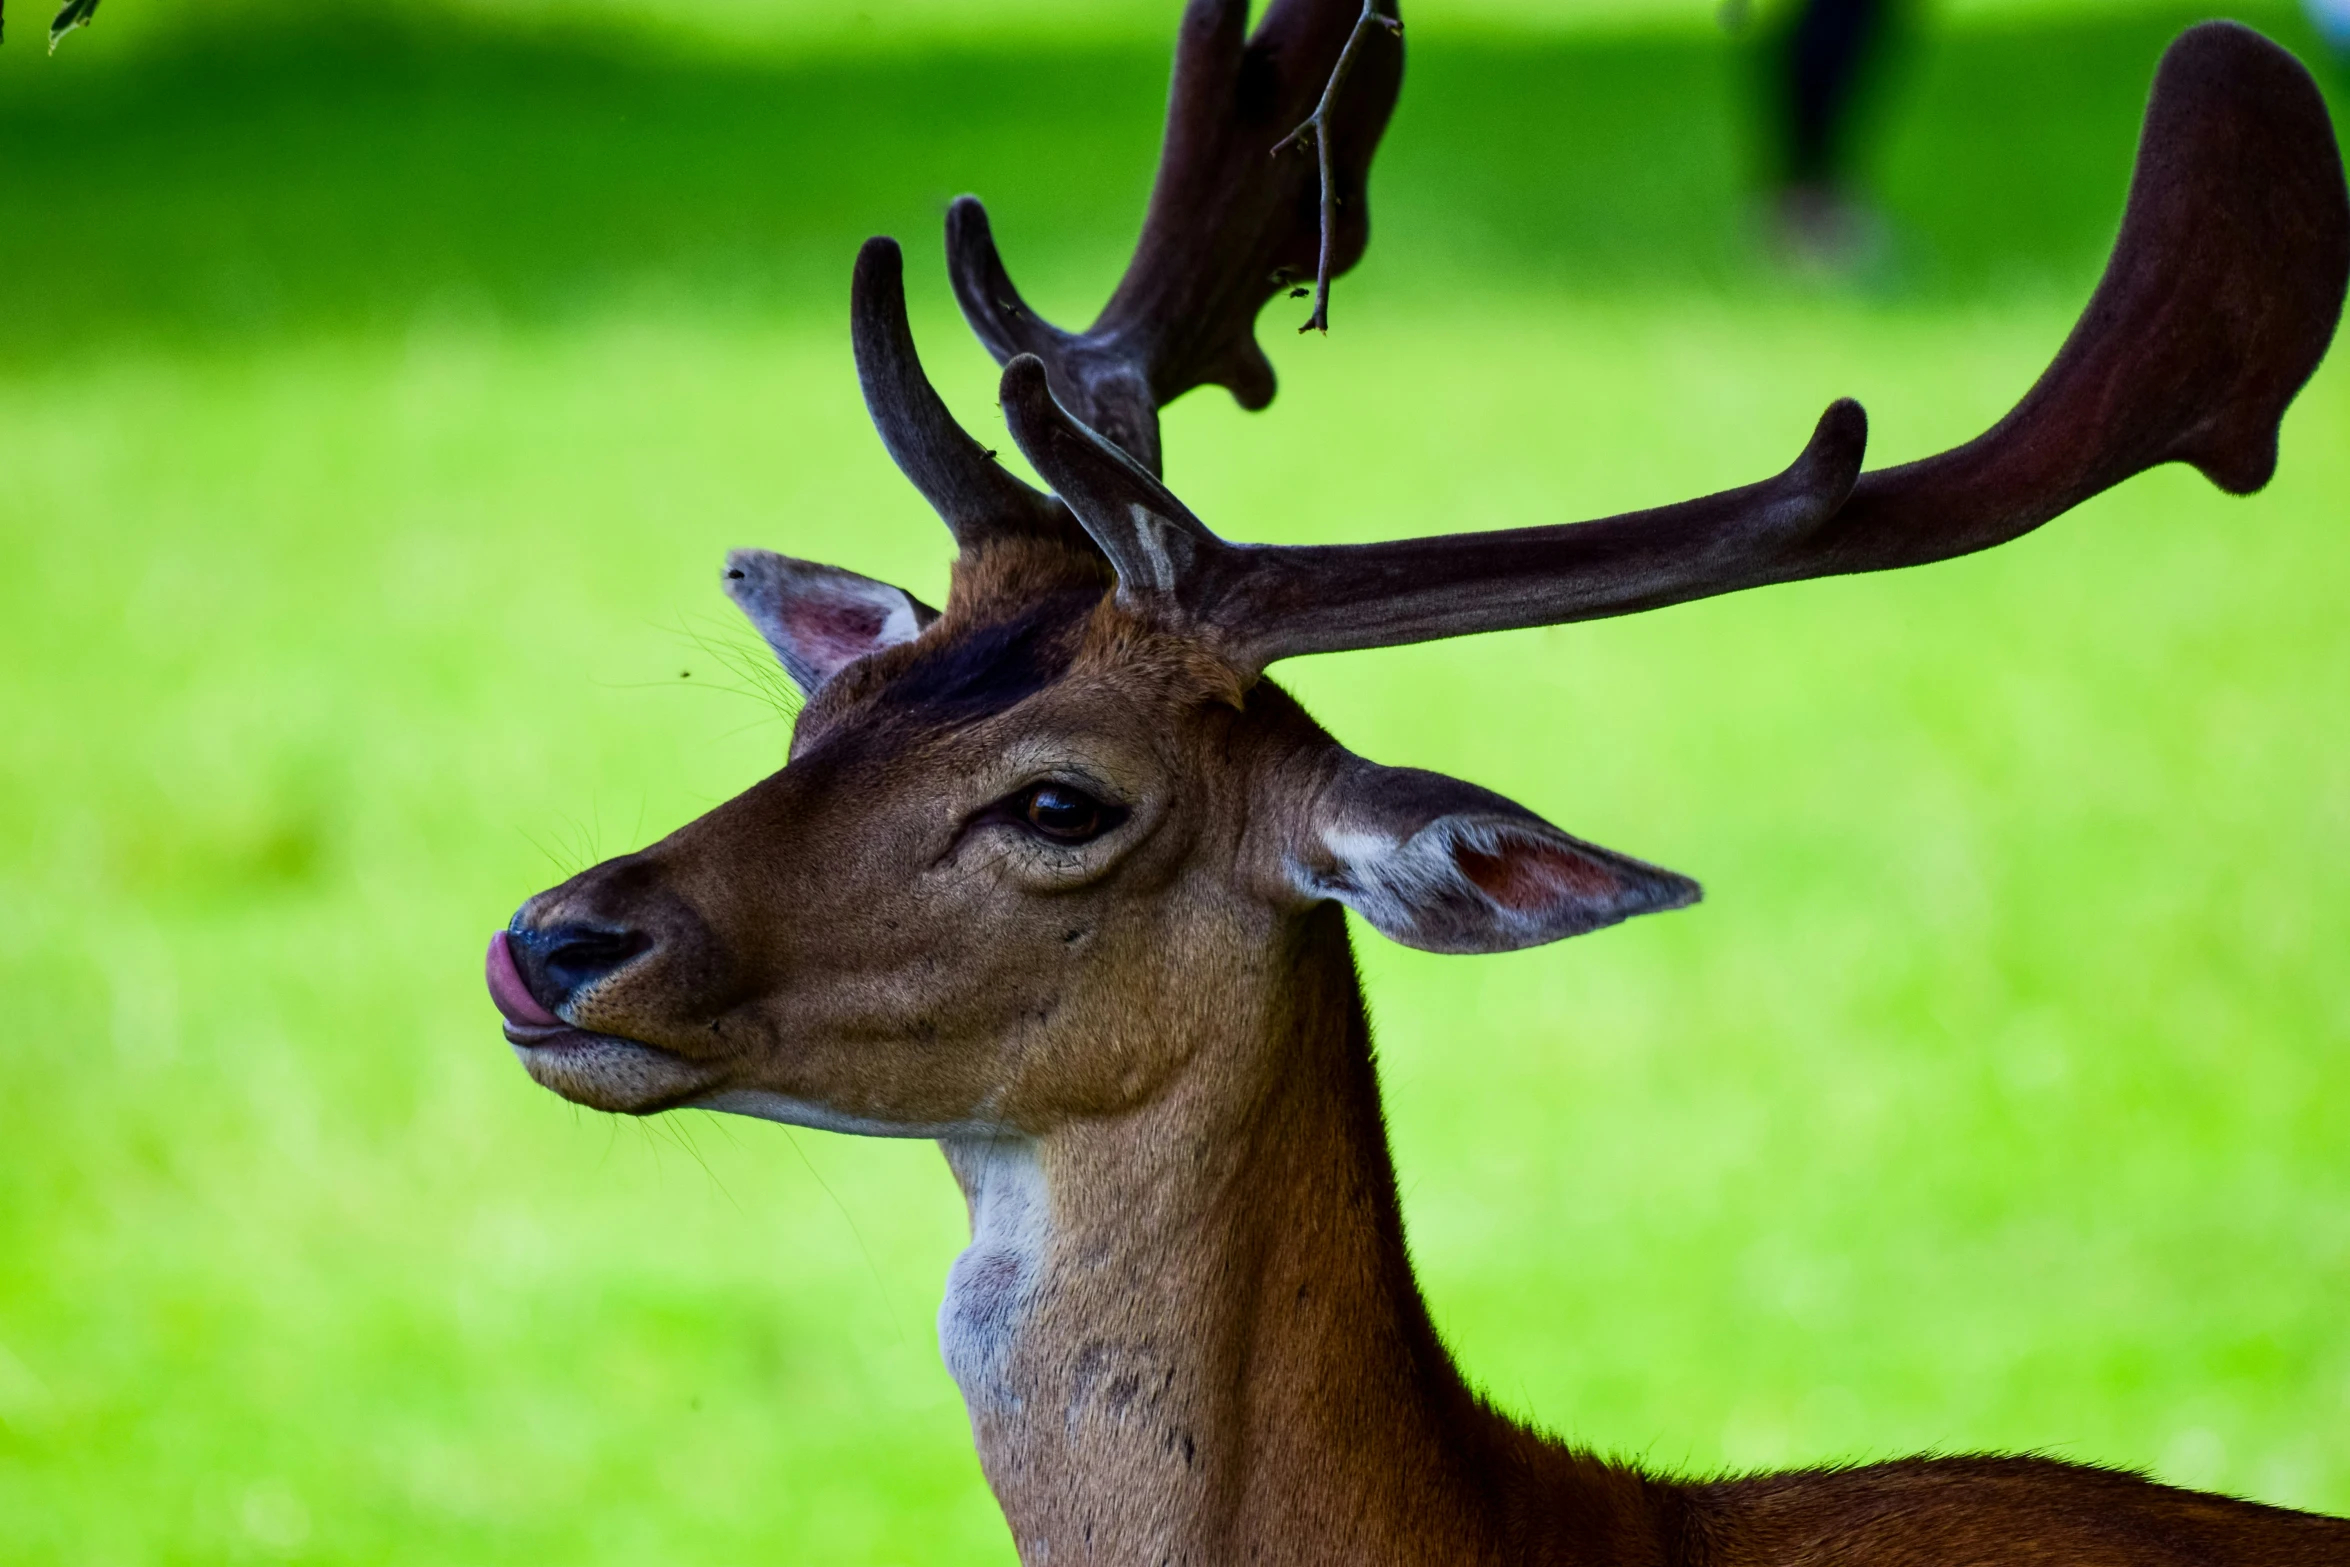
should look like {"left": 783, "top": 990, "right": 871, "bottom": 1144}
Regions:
{"left": 2, "top": 0, "right": 2345, "bottom": 1560}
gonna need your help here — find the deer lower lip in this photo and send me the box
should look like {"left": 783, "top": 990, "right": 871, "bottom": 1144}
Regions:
{"left": 503, "top": 1021, "right": 598, "bottom": 1048}
{"left": 502, "top": 1016, "right": 699, "bottom": 1064}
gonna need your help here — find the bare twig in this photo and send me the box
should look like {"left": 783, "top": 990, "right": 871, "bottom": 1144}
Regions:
{"left": 1272, "top": 0, "right": 1402, "bottom": 334}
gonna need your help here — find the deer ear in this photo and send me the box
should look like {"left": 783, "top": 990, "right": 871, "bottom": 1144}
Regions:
{"left": 722, "top": 549, "right": 938, "bottom": 696}
{"left": 1288, "top": 758, "right": 1701, "bottom": 955}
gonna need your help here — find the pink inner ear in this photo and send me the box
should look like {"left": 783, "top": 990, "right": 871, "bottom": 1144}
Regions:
{"left": 1456, "top": 838, "right": 1619, "bottom": 913}
{"left": 784, "top": 599, "right": 889, "bottom": 669}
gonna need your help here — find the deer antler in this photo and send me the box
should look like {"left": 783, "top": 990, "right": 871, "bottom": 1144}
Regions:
{"left": 946, "top": 0, "right": 1404, "bottom": 476}
{"left": 1003, "top": 21, "right": 2346, "bottom": 670}
{"left": 851, "top": 0, "right": 1401, "bottom": 555}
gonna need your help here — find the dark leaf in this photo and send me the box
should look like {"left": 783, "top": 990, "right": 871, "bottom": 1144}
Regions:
{"left": 50, "top": 0, "right": 98, "bottom": 54}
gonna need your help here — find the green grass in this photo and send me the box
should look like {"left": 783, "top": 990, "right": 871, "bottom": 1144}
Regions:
{"left": 2, "top": 4, "right": 2347, "bottom": 1562}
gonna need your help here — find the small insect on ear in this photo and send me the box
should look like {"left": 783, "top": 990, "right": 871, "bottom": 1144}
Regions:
{"left": 1289, "top": 757, "right": 1701, "bottom": 955}
{"left": 722, "top": 549, "right": 938, "bottom": 696}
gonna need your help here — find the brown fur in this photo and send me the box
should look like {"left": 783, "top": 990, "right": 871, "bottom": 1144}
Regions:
{"left": 507, "top": 538, "right": 2349, "bottom": 1565}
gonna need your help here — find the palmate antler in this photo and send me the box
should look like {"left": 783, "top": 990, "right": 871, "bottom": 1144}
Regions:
{"left": 872, "top": 16, "right": 2344, "bottom": 676}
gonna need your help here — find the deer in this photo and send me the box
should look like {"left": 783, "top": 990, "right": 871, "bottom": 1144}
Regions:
{"left": 482, "top": 3, "right": 2350, "bottom": 1561}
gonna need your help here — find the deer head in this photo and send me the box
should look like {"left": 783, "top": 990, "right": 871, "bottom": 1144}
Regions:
{"left": 488, "top": 10, "right": 2342, "bottom": 1134}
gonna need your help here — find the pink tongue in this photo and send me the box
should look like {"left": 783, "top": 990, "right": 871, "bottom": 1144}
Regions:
{"left": 486, "top": 931, "right": 561, "bottom": 1028}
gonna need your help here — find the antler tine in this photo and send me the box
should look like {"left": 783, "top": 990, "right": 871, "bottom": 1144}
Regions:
{"left": 1178, "top": 20, "right": 2346, "bottom": 667}
{"left": 850, "top": 237, "right": 1091, "bottom": 555}
{"left": 948, "top": 198, "right": 1163, "bottom": 464}
{"left": 947, "top": 0, "right": 1404, "bottom": 478}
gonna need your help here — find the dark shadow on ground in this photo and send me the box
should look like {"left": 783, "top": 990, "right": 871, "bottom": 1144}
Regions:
{"left": 0, "top": 2, "right": 2333, "bottom": 365}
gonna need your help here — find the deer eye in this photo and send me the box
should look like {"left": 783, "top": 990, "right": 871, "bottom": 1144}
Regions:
{"left": 1018, "top": 783, "right": 1126, "bottom": 844}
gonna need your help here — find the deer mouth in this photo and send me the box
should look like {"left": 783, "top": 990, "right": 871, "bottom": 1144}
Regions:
{"left": 508, "top": 1029, "right": 715, "bottom": 1115}
{"left": 502, "top": 1020, "right": 720, "bottom": 1115}
{"left": 488, "top": 932, "right": 715, "bottom": 1114}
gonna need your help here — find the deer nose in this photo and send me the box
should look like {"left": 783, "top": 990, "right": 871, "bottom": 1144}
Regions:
{"left": 494, "top": 920, "right": 653, "bottom": 1020}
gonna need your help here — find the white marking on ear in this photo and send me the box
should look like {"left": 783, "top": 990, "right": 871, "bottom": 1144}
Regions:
{"left": 1313, "top": 822, "right": 1484, "bottom": 936}
{"left": 721, "top": 548, "right": 934, "bottom": 696}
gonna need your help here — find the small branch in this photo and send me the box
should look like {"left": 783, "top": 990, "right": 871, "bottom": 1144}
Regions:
{"left": 1272, "top": 0, "right": 1401, "bottom": 334}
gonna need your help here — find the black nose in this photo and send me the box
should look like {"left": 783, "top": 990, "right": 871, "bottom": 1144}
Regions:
{"left": 507, "top": 920, "right": 652, "bottom": 1012}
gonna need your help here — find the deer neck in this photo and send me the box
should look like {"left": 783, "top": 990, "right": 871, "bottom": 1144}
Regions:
{"left": 936, "top": 907, "right": 1508, "bottom": 1566}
